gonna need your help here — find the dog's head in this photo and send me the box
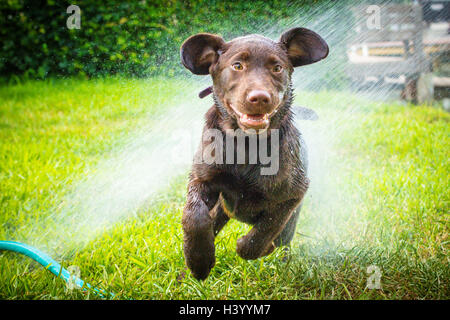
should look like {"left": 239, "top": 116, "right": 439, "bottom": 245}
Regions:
{"left": 181, "top": 28, "right": 328, "bottom": 132}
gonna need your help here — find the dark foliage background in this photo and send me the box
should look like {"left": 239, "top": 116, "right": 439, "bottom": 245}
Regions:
{"left": 1, "top": 0, "right": 327, "bottom": 78}
{"left": 1, "top": 0, "right": 419, "bottom": 87}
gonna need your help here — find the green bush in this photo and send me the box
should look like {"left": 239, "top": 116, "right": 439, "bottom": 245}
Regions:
{"left": 1, "top": 0, "right": 314, "bottom": 78}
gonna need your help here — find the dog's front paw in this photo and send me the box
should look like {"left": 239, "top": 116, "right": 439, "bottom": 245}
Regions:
{"left": 185, "top": 248, "right": 215, "bottom": 280}
{"left": 236, "top": 236, "right": 275, "bottom": 260}
{"left": 183, "top": 231, "right": 215, "bottom": 280}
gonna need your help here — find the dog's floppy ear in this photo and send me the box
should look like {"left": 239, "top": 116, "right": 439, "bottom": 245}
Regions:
{"left": 279, "top": 28, "right": 329, "bottom": 67}
{"left": 181, "top": 33, "right": 225, "bottom": 75}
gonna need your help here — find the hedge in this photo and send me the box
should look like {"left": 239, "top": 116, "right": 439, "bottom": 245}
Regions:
{"left": 1, "top": 0, "right": 314, "bottom": 78}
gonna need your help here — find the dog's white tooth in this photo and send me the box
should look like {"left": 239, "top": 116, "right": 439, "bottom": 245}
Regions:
{"left": 242, "top": 114, "right": 248, "bottom": 120}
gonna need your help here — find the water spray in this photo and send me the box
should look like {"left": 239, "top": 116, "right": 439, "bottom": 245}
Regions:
{"left": 1, "top": 0, "right": 429, "bottom": 298}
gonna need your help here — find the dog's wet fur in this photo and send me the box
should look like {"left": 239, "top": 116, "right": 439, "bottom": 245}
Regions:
{"left": 180, "top": 28, "right": 329, "bottom": 280}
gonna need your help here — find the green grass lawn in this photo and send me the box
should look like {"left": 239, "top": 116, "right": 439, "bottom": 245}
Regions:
{"left": 0, "top": 78, "right": 448, "bottom": 299}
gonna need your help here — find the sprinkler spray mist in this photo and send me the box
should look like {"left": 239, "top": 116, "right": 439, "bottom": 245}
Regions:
{"left": 18, "top": 0, "right": 414, "bottom": 257}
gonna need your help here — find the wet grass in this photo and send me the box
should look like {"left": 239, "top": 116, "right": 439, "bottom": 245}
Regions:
{"left": 0, "top": 78, "right": 448, "bottom": 299}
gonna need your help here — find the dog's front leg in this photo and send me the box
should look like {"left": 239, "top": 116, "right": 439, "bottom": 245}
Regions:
{"left": 182, "top": 180, "right": 218, "bottom": 280}
{"left": 236, "top": 198, "right": 301, "bottom": 260}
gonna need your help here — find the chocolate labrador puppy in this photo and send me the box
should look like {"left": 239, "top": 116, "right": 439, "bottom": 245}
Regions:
{"left": 180, "top": 28, "right": 328, "bottom": 280}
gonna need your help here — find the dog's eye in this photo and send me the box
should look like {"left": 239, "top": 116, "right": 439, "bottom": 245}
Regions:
{"left": 232, "top": 62, "right": 244, "bottom": 71}
{"left": 273, "top": 65, "right": 283, "bottom": 73}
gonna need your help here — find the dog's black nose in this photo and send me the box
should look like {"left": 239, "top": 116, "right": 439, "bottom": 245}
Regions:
{"left": 247, "top": 90, "right": 271, "bottom": 106}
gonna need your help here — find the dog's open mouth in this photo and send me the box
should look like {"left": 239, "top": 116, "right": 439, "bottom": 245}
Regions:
{"left": 240, "top": 113, "right": 268, "bottom": 127}
{"left": 228, "top": 103, "right": 271, "bottom": 130}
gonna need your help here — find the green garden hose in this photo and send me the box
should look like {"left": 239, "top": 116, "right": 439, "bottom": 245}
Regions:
{"left": 0, "top": 240, "right": 112, "bottom": 298}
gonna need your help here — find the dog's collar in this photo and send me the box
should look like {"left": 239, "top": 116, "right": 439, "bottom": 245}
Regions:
{"left": 199, "top": 86, "right": 213, "bottom": 99}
